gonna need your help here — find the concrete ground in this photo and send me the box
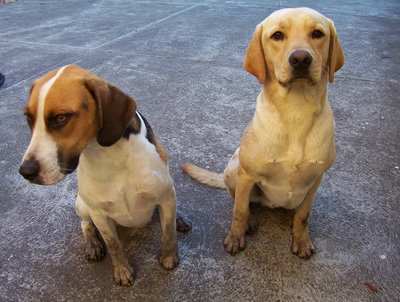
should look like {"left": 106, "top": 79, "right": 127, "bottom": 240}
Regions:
{"left": 1, "top": 0, "right": 399, "bottom": 301}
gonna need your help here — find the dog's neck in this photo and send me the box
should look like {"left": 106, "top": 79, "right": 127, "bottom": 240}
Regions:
{"left": 262, "top": 78, "right": 328, "bottom": 111}
{"left": 79, "top": 137, "right": 130, "bottom": 174}
{"left": 78, "top": 112, "right": 159, "bottom": 180}
{"left": 260, "top": 78, "right": 329, "bottom": 127}
{"left": 256, "top": 79, "right": 330, "bottom": 163}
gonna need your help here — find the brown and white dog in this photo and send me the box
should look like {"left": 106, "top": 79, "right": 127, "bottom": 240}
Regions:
{"left": 19, "top": 65, "right": 190, "bottom": 286}
{"left": 183, "top": 8, "right": 344, "bottom": 258}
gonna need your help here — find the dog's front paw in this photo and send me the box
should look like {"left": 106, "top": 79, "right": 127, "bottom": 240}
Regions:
{"left": 84, "top": 235, "right": 106, "bottom": 261}
{"left": 291, "top": 237, "right": 315, "bottom": 259}
{"left": 176, "top": 214, "right": 192, "bottom": 233}
{"left": 113, "top": 265, "right": 134, "bottom": 286}
{"left": 158, "top": 250, "right": 179, "bottom": 270}
{"left": 224, "top": 230, "right": 246, "bottom": 255}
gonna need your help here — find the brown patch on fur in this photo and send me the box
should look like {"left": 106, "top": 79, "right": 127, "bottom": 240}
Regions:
{"left": 155, "top": 139, "right": 169, "bottom": 164}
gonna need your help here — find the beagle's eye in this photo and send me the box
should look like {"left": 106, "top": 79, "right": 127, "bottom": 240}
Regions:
{"left": 50, "top": 113, "right": 71, "bottom": 129}
{"left": 55, "top": 114, "right": 68, "bottom": 124}
{"left": 312, "top": 30, "right": 324, "bottom": 39}
{"left": 271, "top": 31, "right": 284, "bottom": 41}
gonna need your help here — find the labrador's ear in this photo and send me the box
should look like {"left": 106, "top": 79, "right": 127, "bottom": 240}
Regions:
{"left": 327, "top": 20, "right": 345, "bottom": 83}
{"left": 84, "top": 78, "right": 136, "bottom": 146}
{"left": 243, "top": 24, "right": 266, "bottom": 84}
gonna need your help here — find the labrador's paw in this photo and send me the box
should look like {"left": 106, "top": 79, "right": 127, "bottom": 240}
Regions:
{"left": 291, "top": 236, "right": 315, "bottom": 259}
{"left": 158, "top": 249, "right": 179, "bottom": 270}
{"left": 224, "top": 230, "right": 246, "bottom": 255}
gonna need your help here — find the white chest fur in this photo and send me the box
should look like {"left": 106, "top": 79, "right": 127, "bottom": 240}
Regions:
{"left": 77, "top": 114, "right": 173, "bottom": 227}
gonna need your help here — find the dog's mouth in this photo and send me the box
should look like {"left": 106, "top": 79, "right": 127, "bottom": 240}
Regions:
{"left": 19, "top": 157, "right": 68, "bottom": 186}
{"left": 25, "top": 172, "right": 66, "bottom": 186}
{"left": 292, "top": 69, "right": 311, "bottom": 80}
{"left": 27, "top": 175, "right": 44, "bottom": 185}
{"left": 279, "top": 72, "right": 316, "bottom": 86}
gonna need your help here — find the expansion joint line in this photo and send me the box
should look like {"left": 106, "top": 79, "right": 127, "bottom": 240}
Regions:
{"left": 93, "top": 4, "right": 201, "bottom": 50}
{"left": 0, "top": 4, "right": 200, "bottom": 94}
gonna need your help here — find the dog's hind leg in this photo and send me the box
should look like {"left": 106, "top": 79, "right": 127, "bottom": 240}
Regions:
{"left": 157, "top": 189, "right": 179, "bottom": 270}
{"left": 75, "top": 194, "right": 106, "bottom": 261}
{"left": 176, "top": 212, "right": 192, "bottom": 233}
{"left": 246, "top": 202, "right": 262, "bottom": 235}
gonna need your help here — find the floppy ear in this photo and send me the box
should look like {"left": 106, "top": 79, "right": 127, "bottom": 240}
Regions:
{"left": 85, "top": 78, "right": 136, "bottom": 146}
{"left": 243, "top": 24, "right": 266, "bottom": 84}
{"left": 29, "top": 79, "right": 38, "bottom": 95}
{"left": 328, "top": 20, "right": 345, "bottom": 83}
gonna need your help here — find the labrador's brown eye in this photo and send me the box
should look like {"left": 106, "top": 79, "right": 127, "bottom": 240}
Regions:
{"left": 271, "top": 31, "right": 284, "bottom": 41}
{"left": 312, "top": 30, "right": 324, "bottom": 39}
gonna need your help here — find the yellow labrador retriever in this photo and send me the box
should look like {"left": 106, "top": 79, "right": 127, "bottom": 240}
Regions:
{"left": 183, "top": 7, "right": 344, "bottom": 258}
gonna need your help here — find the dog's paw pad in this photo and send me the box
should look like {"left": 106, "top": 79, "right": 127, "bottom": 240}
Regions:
{"left": 113, "top": 265, "right": 134, "bottom": 286}
{"left": 224, "top": 230, "right": 246, "bottom": 255}
{"left": 158, "top": 251, "right": 179, "bottom": 270}
{"left": 84, "top": 237, "right": 106, "bottom": 261}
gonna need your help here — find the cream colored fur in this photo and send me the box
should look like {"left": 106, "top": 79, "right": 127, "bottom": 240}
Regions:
{"left": 183, "top": 7, "right": 344, "bottom": 258}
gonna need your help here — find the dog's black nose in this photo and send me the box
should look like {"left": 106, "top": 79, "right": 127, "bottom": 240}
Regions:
{"left": 289, "top": 50, "right": 313, "bottom": 69}
{"left": 19, "top": 158, "right": 40, "bottom": 181}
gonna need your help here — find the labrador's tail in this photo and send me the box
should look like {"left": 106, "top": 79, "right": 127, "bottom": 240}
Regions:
{"left": 181, "top": 163, "right": 225, "bottom": 189}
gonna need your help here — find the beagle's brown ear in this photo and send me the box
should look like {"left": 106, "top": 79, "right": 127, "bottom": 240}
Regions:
{"left": 29, "top": 80, "right": 37, "bottom": 95}
{"left": 85, "top": 78, "right": 136, "bottom": 147}
{"left": 328, "top": 20, "right": 345, "bottom": 83}
{"left": 243, "top": 24, "right": 266, "bottom": 84}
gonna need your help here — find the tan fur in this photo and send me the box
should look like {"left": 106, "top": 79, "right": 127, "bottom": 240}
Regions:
{"left": 155, "top": 139, "right": 169, "bottom": 164}
{"left": 183, "top": 8, "right": 344, "bottom": 258}
{"left": 327, "top": 19, "right": 345, "bottom": 83}
{"left": 243, "top": 24, "right": 266, "bottom": 84}
{"left": 181, "top": 163, "right": 225, "bottom": 188}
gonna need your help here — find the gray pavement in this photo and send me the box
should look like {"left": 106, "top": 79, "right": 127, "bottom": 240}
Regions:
{"left": 0, "top": 0, "right": 399, "bottom": 301}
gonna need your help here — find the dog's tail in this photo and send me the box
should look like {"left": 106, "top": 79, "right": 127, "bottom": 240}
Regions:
{"left": 181, "top": 163, "right": 225, "bottom": 189}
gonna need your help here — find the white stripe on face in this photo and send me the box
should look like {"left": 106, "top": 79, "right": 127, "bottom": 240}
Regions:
{"left": 22, "top": 65, "right": 68, "bottom": 185}
{"left": 135, "top": 112, "right": 146, "bottom": 137}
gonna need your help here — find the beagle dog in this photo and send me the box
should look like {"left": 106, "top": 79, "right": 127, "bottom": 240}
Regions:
{"left": 183, "top": 8, "right": 344, "bottom": 258}
{"left": 19, "top": 65, "right": 190, "bottom": 286}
